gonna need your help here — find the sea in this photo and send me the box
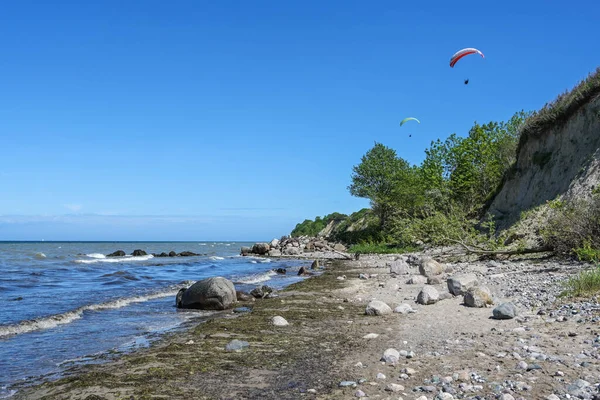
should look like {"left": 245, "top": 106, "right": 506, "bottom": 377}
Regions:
{"left": 0, "top": 241, "right": 309, "bottom": 398}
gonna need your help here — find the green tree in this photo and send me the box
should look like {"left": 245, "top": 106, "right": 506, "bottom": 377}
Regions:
{"left": 348, "top": 142, "right": 407, "bottom": 229}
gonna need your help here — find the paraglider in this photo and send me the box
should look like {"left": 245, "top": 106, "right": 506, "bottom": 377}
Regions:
{"left": 399, "top": 117, "right": 420, "bottom": 127}
{"left": 400, "top": 117, "right": 420, "bottom": 138}
{"left": 464, "top": 79, "right": 469, "bottom": 85}
{"left": 449, "top": 48, "right": 484, "bottom": 68}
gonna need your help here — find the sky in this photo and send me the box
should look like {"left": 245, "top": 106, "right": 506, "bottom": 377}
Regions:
{"left": 1, "top": 0, "right": 599, "bottom": 241}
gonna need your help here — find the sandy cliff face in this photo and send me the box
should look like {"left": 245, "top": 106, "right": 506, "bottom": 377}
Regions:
{"left": 488, "top": 95, "right": 600, "bottom": 230}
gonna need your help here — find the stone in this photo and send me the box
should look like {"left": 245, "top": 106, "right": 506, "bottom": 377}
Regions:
{"left": 427, "top": 276, "right": 443, "bottom": 285}
{"left": 339, "top": 381, "right": 357, "bottom": 387}
{"left": 131, "top": 249, "right": 147, "bottom": 256}
{"left": 363, "top": 333, "right": 379, "bottom": 339}
{"left": 376, "top": 373, "right": 386, "bottom": 380}
{"left": 178, "top": 277, "right": 237, "bottom": 310}
{"left": 271, "top": 316, "right": 289, "bottom": 326}
{"left": 381, "top": 348, "right": 400, "bottom": 364}
{"left": 385, "top": 383, "right": 405, "bottom": 392}
{"left": 269, "top": 238, "right": 280, "bottom": 248}
{"left": 311, "top": 260, "right": 320, "bottom": 270}
{"left": 394, "top": 303, "right": 415, "bottom": 314}
{"left": 388, "top": 259, "right": 409, "bottom": 275}
{"left": 493, "top": 302, "right": 518, "bottom": 319}
{"left": 447, "top": 274, "right": 479, "bottom": 296}
{"left": 106, "top": 250, "right": 126, "bottom": 257}
{"left": 463, "top": 286, "right": 493, "bottom": 308}
{"left": 225, "top": 339, "right": 249, "bottom": 351}
{"left": 417, "top": 286, "right": 440, "bottom": 305}
{"left": 407, "top": 275, "right": 428, "bottom": 285}
{"left": 419, "top": 257, "right": 444, "bottom": 277}
{"left": 355, "top": 390, "right": 366, "bottom": 397}
{"left": 365, "top": 300, "right": 392, "bottom": 316}
{"left": 251, "top": 242, "right": 270, "bottom": 255}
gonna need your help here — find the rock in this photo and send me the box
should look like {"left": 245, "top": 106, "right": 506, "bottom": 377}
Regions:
{"left": 107, "top": 250, "right": 126, "bottom": 257}
{"left": 284, "top": 247, "right": 301, "bottom": 255}
{"left": 298, "top": 266, "right": 310, "bottom": 276}
{"left": 268, "top": 249, "right": 282, "bottom": 257}
{"left": 381, "top": 348, "right": 400, "bottom": 364}
{"left": 365, "top": 300, "right": 392, "bottom": 316}
{"left": 251, "top": 243, "right": 270, "bottom": 255}
{"left": 407, "top": 275, "right": 428, "bottom": 285}
{"left": 275, "top": 268, "right": 286, "bottom": 274}
{"left": 250, "top": 285, "right": 273, "bottom": 299}
{"left": 493, "top": 302, "right": 518, "bottom": 319}
{"left": 499, "top": 395, "right": 515, "bottom": 400}
{"left": 359, "top": 273, "right": 369, "bottom": 279}
{"left": 427, "top": 276, "right": 443, "bottom": 285}
{"left": 417, "top": 286, "right": 440, "bottom": 305}
{"left": 131, "top": 249, "right": 147, "bottom": 256}
{"left": 271, "top": 316, "right": 289, "bottom": 326}
{"left": 178, "top": 277, "right": 237, "bottom": 310}
{"left": 355, "top": 390, "right": 366, "bottom": 397}
{"left": 178, "top": 251, "right": 199, "bottom": 256}
{"left": 463, "top": 286, "right": 493, "bottom": 308}
{"left": 176, "top": 288, "right": 186, "bottom": 308}
{"left": 236, "top": 291, "right": 254, "bottom": 302}
{"left": 334, "top": 243, "right": 347, "bottom": 252}
{"left": 225, "top": 339, "right": 249, "bottom": 351}
{"left": 437, "top": 394, "right": 454, "bottom": 400}
{"left": 363, "top": 333, "right": 379, "bottom": 339}
{"left": 376, "top": 373, "right": 386, "bottom": 380}
{"left": 339, "top": 381, "right": 357, "bottom": 387}
{"left": 419, "top": 257, "right": 444, "bottom": 277}
{"left": 385, "top": 383, "right": 405, "bottom": 392}
{"left": 240, "top": 246, "right": 252, "bottom": 256}
{"left": 168, "top": 251, "right": 177, "bottom": 257}
{"left": 546, "top": 395, "right": 560, "bottom": 400}
{"left": 447, "top": 274, "right": 479, "bottom": 296}
{"left": 394, "top": 303, "right": 414, "bottom": 314}
{"left": 439, "top": 292, "right": 453, "bottom": 300}
{"left": 402, "top": 367, "right": 416, "bottom": 375}
{"left": 388, "top": 259, "right": 409, "bottom": 275}
{"left": 269, "top": 238, "right": 280, "bottom": 248}
{"left": 311, "top": 260, "right": 320, "bottom": 270}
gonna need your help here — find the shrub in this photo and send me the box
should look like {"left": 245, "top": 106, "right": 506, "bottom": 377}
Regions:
{"left": 541, "top": 195, "right": 600, "bottom": 256}
{"left": 561, "top": 265, "right": 600, "bottom": 297}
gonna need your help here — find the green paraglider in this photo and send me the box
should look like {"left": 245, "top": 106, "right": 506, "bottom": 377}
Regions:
{"left": 399, "top": 117, "right": 420, "bottom": 127}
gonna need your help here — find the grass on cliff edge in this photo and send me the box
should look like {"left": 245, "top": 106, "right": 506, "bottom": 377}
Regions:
{"left": 561, "top": 264, "right": 600, "bottom": 297}
{"left": 517, "top": 67, "right": 600, "bottom": 152}
{"left": 348, "top": 242, "right": 420, "bottom": 254}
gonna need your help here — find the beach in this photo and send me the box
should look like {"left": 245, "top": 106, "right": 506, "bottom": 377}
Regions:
{"left": 11, "top": 249, "right": 600, "bottom": 399}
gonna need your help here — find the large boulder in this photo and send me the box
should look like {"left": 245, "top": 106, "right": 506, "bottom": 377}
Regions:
{"left": 178, "top": 251, "right": 200, "bottom": 257}
{"left": 269, "top": 238, "right": 280, "bottom": 248}
{"left": 388, "top": 259, "right": 409, "bottom": 275}
{"left": 178, "top": 277, "right": 237, "bottom": 310}
{"left": 463, "top": 286, "right": 493, "bottom": 308}
{"left": 107, "top": 250, "right": 126, "bottom": 257}
{"left": 268, "top": 248, "right": 282, "bottom": 257}
{"left": 251, "top": 243, "right": 270, "bottom": 255}
{"left": 417, "top": 286, "right": 440, "bottom": 305}
{"left": 333, "top": 243, "right": 347, "bottom": 252}
{"left": 365, "top": 300, "right": 392, "bottom": 316}
{"left": 493, "top": 302, "right": 518, "bottom": 319}
{"left": 284, "top": 247, "right": 301, "bottom": 256}
{"left": 240, "top": 246, "right": 252, "bottom": 256}
{"left": 447, "top": 274, "right": 479, "bottom": 296}
{"left": 132, "top": 249, "right": 147, "bottom": 256}
{"left": 418, "top": 257, "right": 444, "bottom": 277}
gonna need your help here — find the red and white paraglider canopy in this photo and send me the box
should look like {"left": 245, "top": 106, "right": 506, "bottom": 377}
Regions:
{"left": 449, "top": 48, "right": 485, "bottom": 68}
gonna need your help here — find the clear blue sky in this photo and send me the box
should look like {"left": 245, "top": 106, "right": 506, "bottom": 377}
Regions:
{"left": 1, "top": 0, "right": 598, "bottom": 241}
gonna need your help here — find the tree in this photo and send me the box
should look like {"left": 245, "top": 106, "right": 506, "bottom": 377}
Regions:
{"left": 348, "top": 142, "right": 408, "bottom": 229}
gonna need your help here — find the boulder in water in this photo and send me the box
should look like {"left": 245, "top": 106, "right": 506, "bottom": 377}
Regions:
{"left": 178, "top": 277, "right": 237, "bottom": 310}
{"left": 107, "top": 250, "right": 126, "bottom": 257}
{"left": 132, "top": 249, "right": 147, "bottom": 256}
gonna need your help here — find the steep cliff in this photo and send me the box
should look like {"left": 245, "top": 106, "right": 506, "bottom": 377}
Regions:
{"left": 487, "top": 69, "right": 600, "bottom": 231}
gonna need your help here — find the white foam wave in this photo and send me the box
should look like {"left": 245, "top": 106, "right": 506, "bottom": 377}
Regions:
{"left": 34, "top": 252, "right": 46, "bottom": 259}
{"left": 75, "top": 254, "right": 154, "bottom": 264}
{"left": 259, "top": 258, "right": 272, "bottom": 263}
{"left": 209, "top": 256, "right": 224, "bottom": 261}
{"left": 237, "top": 270, "right": 276, "bottom": 285}
{"left": 85, "top": 253, "right": 106, "bottom": 259}
{"left": 0, "top": 289, "right": 178, "bottom": 338}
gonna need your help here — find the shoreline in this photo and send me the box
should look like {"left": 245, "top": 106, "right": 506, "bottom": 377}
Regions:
{"left": 12, "top": 251, "right": 600, "bottom": 399}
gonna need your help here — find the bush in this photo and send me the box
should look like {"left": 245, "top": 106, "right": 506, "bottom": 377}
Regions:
{"left": 348, "top": 242, "right": 419, "bottom": 254}
{"left": 541, "top": 195, "right": 600, "bottom": 257}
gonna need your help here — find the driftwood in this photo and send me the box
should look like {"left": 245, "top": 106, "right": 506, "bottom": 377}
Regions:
{"left": 444, "top": 238, "right": 552, "bottom": 256}
{"left": 332, "top": 249, "right": 354, "bottom": 260}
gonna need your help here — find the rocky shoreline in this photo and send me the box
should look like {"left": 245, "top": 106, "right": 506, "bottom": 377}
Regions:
{"left": 12, "top": 249, "right": 600, "bottom": 400}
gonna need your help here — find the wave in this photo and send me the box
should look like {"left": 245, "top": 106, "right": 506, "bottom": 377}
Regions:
{"left": 0, "top": 288, "right": 179, "bottom": 338}
{"left": 85, "top": 253, "right": 106, "bottom": 259}
{"left": 209, "top": 256, "right": 224, "bottom": 261}
{"left": 74, "top": 254, "right": 154, "bottom": 264}
{"left": 34, "top": 253, "right": 46, "bottom": 259}
{"left": 235, "top": 270, "right": 276, "bottom": 285}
